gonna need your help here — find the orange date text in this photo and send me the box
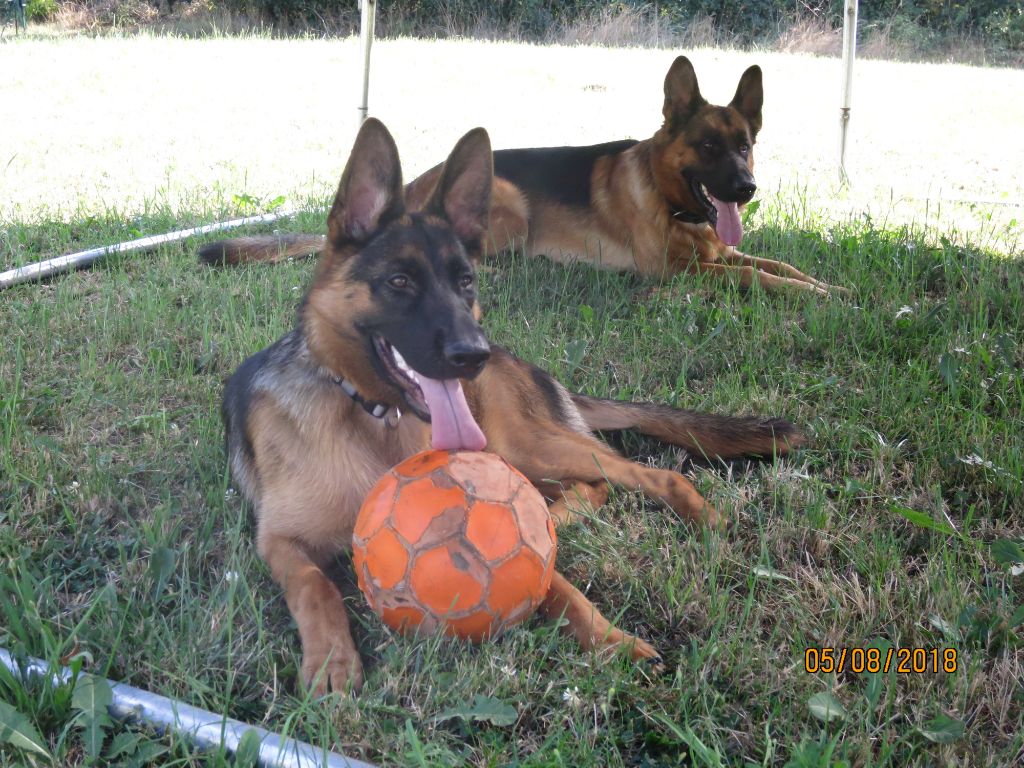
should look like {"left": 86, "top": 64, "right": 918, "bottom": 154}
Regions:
{"left": 803, "top": 646, "right": 958, "bottom": 675}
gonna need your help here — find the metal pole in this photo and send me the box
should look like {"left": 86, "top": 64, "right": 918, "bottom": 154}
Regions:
{"left": 0, "top": 210, "right": 291, "bottom": 290}
{"left": 358, "top": 0, "right": 377, "bottom": 125}
{"left": 838, "top": 0, "right": 858, "bottom": 185}
{"left": 0, "top": 648, "right": 376, "bottom": 768}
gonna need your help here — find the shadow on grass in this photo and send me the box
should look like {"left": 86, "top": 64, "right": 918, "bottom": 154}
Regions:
{"left": 1, "top": 206, "right": 1022, "bottom": 765}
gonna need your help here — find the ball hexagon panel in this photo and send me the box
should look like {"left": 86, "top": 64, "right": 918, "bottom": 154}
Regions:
{"left": 353, "top": 474, "right": 398, "bottom": 541}
{"left": 362, "top": 527, "right": 410, "bottom": 591}
{"left": 486, "top": 546, "right": 551, "bottom": 621}
{"left": 380, "top": 604, "right": 426, "bottom": 634}
{"left": 410, "top": 540, "right": 489, "bottom": 615}
{"left": 466, "top": 500, "right": 521, "bottom": 562}
{"left": 392, "top": 476, "right": 466, "bottom": 545}
{"left": 509, "top": 485, "right": 556, "bottom": 563}
{"left": 393, "top": 450, "right": 452, "bottom": 478}
{"left": 444, "top": 609, "right": 499, "bottom": 642}
{"left": 446, "top": 451, "right": 523, "bottom": 503}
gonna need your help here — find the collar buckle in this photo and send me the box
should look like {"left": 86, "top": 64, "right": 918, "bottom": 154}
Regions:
{"left": 332, "top": 376, "right": 399, "bottom": 425}
{"left": 671, "top": 206, "right": 706, "bottom": 224}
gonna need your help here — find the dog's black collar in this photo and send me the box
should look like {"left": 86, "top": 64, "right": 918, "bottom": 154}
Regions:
{"left": 671, "top": 206, "right": 707, "bottom": 224}
{"left": 332, "top": 376, "right": 398, "bottom": 422}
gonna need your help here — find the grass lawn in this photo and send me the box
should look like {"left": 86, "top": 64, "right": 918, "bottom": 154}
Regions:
{"left": 1, "top": 34, "right": 1023, "bottom": 767}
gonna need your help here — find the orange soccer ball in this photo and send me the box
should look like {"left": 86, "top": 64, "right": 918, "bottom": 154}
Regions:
{"left": 352, "top": 450, "right": 557, "bottom": 642}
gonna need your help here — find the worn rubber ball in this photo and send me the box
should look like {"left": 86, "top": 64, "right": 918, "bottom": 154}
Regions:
{"left": 352, "top": 450, "right": 556, "bottom": 641}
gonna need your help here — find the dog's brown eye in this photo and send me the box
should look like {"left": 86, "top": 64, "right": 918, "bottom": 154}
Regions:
{"left": 702, "top": 140, "right": 717, "bottom": 152}
{"left": 738, "top": 143, "right": 750, "bottom": 153}
{"left": 387, "top": 275, "right": 409, "bottom": 289}
{"left": 459, "top": 274, "right": 474, "bottom": 289}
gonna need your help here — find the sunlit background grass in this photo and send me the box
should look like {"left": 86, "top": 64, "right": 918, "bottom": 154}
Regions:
{"left": 3, "top": 35, "right": 1022, "bottom": 254}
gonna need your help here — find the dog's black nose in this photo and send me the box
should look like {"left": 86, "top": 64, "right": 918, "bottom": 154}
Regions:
{"left": 734, "top": 181, "right": 756, "bottom": 202}
{"left": 444, "top": 339, "right": 491, "bottom": 373}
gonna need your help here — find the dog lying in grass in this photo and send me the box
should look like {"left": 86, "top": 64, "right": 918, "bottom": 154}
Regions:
{"left": 203, "top": 119, "right": 803, "bottom": 693}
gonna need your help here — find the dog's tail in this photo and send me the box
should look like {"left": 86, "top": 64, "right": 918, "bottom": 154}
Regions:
{"left": 198, "top": 234, "right": 326, "bottom": 266}
{"left": 571, "top": 394, "right": 803, "bottom": 460}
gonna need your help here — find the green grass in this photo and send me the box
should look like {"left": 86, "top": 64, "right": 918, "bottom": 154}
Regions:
{"left": 1, "top": 33, "right": 1023, "bottom": 768}
{"left": 1, "top": 182, "right": 1021, "bottom": 766}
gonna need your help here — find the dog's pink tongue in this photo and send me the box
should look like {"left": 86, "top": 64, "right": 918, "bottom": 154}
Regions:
{"left": 710, "top": 196, "right": 743, "bottom": 246}
{"left": 418, "top": 376, "right": 487, "bottom": 451}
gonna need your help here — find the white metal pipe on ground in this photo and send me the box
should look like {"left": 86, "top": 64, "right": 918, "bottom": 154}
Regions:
{"left": 838, "top": 0, "right": 859, "bottom": 184}
{"left": 0, "top": 648, "right": 375, "bottom": 768}
{"left": 0, "top": 210, "right": 291, "bottom": 290}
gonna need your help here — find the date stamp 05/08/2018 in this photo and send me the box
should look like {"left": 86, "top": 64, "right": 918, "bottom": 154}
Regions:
{"left": 804, "top": 647, "right": 959, "bottom": 675}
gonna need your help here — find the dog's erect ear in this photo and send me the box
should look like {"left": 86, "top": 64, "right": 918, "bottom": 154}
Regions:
{"left": 730, "top": 65, "right": 763, "bottom": 136}
{"left": 425, "top": 128, "right": 493, "bottom": 245}
{"left": 663, "top": 56, "right": 706, "bottom": 126}
{"left": 327, "top": 118, "right": 405, "bottom": 246}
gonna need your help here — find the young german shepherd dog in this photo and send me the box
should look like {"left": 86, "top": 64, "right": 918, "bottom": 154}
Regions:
{"left": 201, "top": 56, "right": 844, "bottom": 296}
{"left": 209, "top": 118, "right": 802, "bottom": 695}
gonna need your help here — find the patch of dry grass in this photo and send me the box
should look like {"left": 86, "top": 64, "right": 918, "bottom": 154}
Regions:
{"left": 776, "top": 17, "right": 842, "bottom": 57}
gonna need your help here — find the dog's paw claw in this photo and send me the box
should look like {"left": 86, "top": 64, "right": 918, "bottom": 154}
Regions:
{"left": 642, "top": 655, "right": 666, "bottom": 675}
{"left": 302, "top": 651, "right": 364, "bottom": 697}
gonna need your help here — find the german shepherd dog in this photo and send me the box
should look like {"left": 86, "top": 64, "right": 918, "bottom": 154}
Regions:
{"left": 406, "top": 56, "right": 845, "bottom": 295}
{"left": 202, "top": 56, "right": 844, "bottom": 296}
{"left": 207, "top": 118, "right": 802, "bottom": 695}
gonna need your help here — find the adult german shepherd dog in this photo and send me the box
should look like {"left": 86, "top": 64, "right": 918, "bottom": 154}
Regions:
{"left": 204, "top": 56, "right": 844, "bottom": 296}
{"left": 207, "top": 119, "right": 802, "bottom": 695}
{"left": 407, "top": 56, "right": 844, "bottom": 295}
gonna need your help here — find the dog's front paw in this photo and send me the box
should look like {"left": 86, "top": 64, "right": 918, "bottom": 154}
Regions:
{"left": 602, "top": 627, "right": 664, "bottom": 673}
{"left": 302, "top": 646, "right": 364, "bottom": 696}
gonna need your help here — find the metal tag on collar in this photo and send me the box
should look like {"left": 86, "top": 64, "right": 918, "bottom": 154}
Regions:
{"left": 384, "top": 407, "right": 402, "bottom": 428}
{"left": 334, "top": 376, "right": 389, "bottom": 421}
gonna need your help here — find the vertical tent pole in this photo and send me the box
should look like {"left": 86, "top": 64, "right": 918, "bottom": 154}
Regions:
{"left": 358, "top": 0, "right": 377, "bottom": 125}
{"left": 838, "top": 0, "right": 858, "bottom": 185}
